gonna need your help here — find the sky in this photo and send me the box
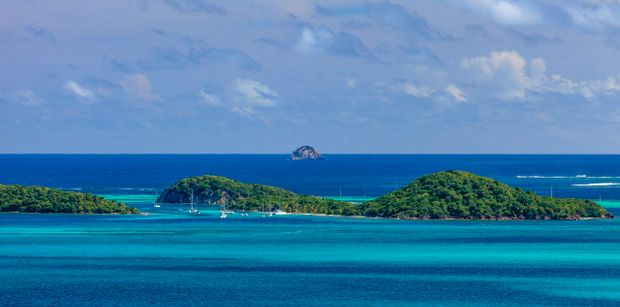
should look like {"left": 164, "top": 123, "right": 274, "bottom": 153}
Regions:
{"left": 2, "top": 0, "right": 620, "bottom": 153}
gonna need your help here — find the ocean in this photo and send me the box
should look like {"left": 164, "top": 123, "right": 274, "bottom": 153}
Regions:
{"left": 1, "top": 154, "right": 620, "bottom": 306}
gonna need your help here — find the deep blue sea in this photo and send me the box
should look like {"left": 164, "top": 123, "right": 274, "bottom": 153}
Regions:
{"left": 2, "top": 154, "right": 620, "bottom": 306}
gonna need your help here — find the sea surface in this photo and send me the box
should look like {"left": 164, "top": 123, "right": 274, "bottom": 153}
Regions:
{"left": 2, "top": 154, "right": 620, "bottom": 306}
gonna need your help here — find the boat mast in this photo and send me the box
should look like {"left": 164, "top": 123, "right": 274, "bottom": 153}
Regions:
{"left": 550, "top": 185, "right": 553, "bottom": 198}
{"left": 190, "top": 189, "right": 194, "bottom": 210}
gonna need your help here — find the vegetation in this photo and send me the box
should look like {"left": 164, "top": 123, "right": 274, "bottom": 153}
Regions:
{"left": 0, "top": 184, "right": 138, "bottom": 214}
{"left": 158, "top": 175, "right": 358, "bottom": 215}
{"left": 159, "top": 171, "right": 611, "bottom": 220}
{"left": 360, "top": 171, "right": 610, "bottom": 220}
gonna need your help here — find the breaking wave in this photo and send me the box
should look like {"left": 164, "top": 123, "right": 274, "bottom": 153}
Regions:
{"left": 572, "top": 182, "right": 620, "bottom": 187}
{"left": 516, "top": 176, "right": 570, "bottom": 179}
{"left": 517, "top": 175, "right": 620, "bottom": 179}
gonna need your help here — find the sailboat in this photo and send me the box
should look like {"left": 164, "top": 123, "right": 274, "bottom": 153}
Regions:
{"left": 219, "top": 197, "right": 228, "bottom": 218}
{"left": 261, "top": 204, "right": 273, "bottom": 217}
{"left": 153, "top": 190, "right": 161, "bottom": 208}
{"left": 188, "top": 189, "right": 200, "bottom": 215}
{"left": 223, "top": 201, "right": 235, "bottom": 215}
{"left": 274, "top": 209, "right": 287, "bottom": 215}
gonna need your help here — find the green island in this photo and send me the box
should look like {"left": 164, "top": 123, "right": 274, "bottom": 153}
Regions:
{"left": 0, "top": 184, "right": 138, "bottom": 214}
{"left": 159, "top": 170, "right": 611, "bottom": 220}
{"left": 158, "top": 175, "right": 359, "bottom": 215}
{"left": 359, "top": 170, "right": 611, "bottom": 220}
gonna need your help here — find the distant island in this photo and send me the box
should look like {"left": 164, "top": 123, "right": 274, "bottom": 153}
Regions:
{"left": 159, "top": 171, "right": 611, "bottom": 220}
{"left": 291, "top": 145, "right": 323, "bottom": 160}
{"left": 0, "top": 184, "right": 138, "bottom": 214}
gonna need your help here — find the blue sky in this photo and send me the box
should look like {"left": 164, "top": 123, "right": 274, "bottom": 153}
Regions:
{"left": 2, "top": 0, "right": 620, "bottom": 153}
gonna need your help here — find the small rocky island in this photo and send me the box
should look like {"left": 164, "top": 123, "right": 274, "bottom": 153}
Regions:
{"left": 291, "top": 145, "right": 323, "bottom": 160}
{"left": 0, "top": 184, "right": 138, "bottom": 214}
{"left": 158, "top": 170, "right": 610, "bottom": 220}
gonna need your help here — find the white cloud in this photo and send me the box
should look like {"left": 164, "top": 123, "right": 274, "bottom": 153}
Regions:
{"left": 566, "top": 2, "right": 620, "bottom": 30}
{"left": 462, "top": 50, "right": 620, "bottom": 101}
{"left": 549, "top": 74, "right": 620, "bottom": 98}
{"left": 549, "top": 74, "right": 593, "bottom": 98}
{"left": 5, "top": 90, "right": 44, "bottom": 106}
{"left": 293, "top": 24, "right": 370, "bottom": 57}
{"left": 401, "top": 82, "right": 433, "bottom": 98}
{"left": 605, "top": 77, "right": 620, "bottom": 91}
{"left": 461, "top": 50, "right": 546, "bottom": 99}
{"left": 392, "top": 81, "right": 467, "bottom": 105}
{"left": 233, "top": 78, "right": 278, "bottom": 107}
{"left": 121, "top": 74, "right": 159, "bottom": 102}
{"left": 462, "top": 0, "right": 541, "bottom": 26}
{"left": 64, "top": 81, "right": 96, "bottom": 101}
{"left": 199, "top": 79, "right": 278, "bottom": 121}
{"left": 295, "top": 26, "right": 334, "bottom": 54}
{"left": 445, "top": 85, "right": 467, "bottom": 102}
{"left": 199, "top": 90, "right": 221, "bottom": 106}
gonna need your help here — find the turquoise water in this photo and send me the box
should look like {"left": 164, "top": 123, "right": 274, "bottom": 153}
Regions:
{"left": 100, "top": 194, "right": 378, "bottom": 204}
{"left": 6, "top": 155, "right": 620, "bottom": 305}
{"left": 598, "top": 200, "right": 620, "bottom": 209}
{"left": 1, "top": 202, "right": 620, "bottom": 306}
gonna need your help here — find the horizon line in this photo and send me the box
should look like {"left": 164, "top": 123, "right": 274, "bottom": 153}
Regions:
{"left": 1, "top": 153, "right": 620, "bottom": 155}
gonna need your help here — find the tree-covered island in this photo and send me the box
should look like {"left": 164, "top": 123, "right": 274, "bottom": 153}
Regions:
{"left": 0, "top": 184, "right": 139, "bottom": 214}
{"left": 359, "top": 170, "right": 611, "bottom": 220}
{"left": 159, "top": 170, "right": 611, "bottom": 220}
{"left": 158, "top": 175, "right": 358, "bottom": 215}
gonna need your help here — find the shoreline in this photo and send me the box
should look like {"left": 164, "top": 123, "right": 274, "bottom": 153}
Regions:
{"left": 0, "top": 206, "right": 610, "bottom": 221}
{"left": 0, "top": 211, "right": 145, "bottom": 216}
{"left": 0, "top": 210, "right": 608, "bottom": 220}
{"left": 260, "top": 211, "right": 613, "bottom": 221}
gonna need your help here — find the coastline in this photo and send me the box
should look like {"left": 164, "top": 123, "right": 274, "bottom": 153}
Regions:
{"left": 1, "top": 210, "right": 605, "bottom": 221}
{"left": 0, "top": 211, "right": 144, "bottom": 215}
{"left": 272, "top": 211, "right": 613, "bottom": 221}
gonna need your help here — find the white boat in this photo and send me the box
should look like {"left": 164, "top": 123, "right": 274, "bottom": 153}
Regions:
{"left": 274, "top": 210, "right": 287, "bottom": 215}
{"left": 154, "top": 190, "right": 161, "bottom": 208}
{"left": 261, "top": 204, "right": 271, "bottom": 217}
{"left": 220, "top": 211, "right": 228, "bottom": 219}
{"left": 222, "top": 199, "right": 234, "bottom": 215}
{"left": 188, "top": 189, "right": 200, "bottom": 215}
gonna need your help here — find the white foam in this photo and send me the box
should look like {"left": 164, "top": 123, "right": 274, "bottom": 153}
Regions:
{"left": 516, "top": 175, "right": 569, "bottom": 179}
{"left": 517, "top": 175, "right": 620, "bottom": 179}
{"left": 572, "top": 182, "right": 620, "bottom": 187}
{"left": 61, "top": 187, "right": 83, "bottom": 191}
